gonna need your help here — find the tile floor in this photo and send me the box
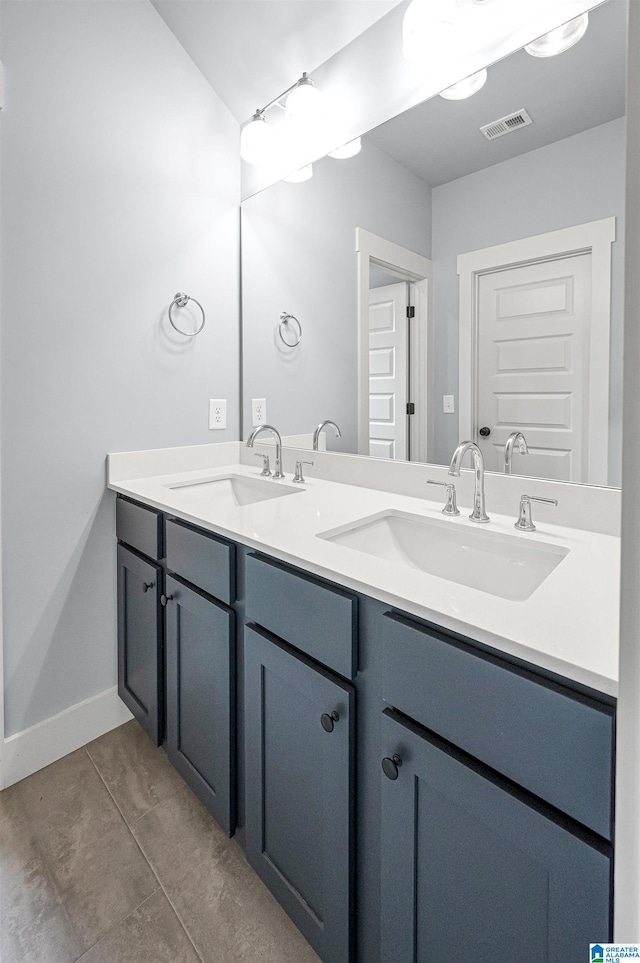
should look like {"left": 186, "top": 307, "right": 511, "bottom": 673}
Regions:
{"left": 0, "top": 720, "right": 320, "bottom": 963}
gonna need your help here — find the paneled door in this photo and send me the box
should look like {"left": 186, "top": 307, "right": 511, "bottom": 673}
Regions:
{"left": 380, "top": 708, "right": 611, "bottom": 963}
{"left": 244, "top": 625, "right": 355, "bottom": 963}
{"left": 476, "top": 252, "right": 593, "bottom": 480}
{"left": 164, "top": 575, "right": 236, "bottom": 835}
{"left": 369, "top": 282, "right": 408, "bottom": 460}
{"left": 117, "top": 544, "right": 163, "bottom": 745}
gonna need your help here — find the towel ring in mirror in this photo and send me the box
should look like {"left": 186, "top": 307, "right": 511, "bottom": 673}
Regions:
{"left": 279, "top": 311, "right": 302, "bottom": 347}
{"left": 168, "top": 292, "right": 206, "bottom": 337}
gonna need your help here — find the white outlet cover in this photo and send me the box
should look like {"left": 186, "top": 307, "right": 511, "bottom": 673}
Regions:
{"left": 209, "top": 398, "right": 227, "bottom": 430}
{"left": 251, "top": 398, "right": 267, "bottom": 426}
{"left": 443, "top": 394, "right": 455, "bottom": 414}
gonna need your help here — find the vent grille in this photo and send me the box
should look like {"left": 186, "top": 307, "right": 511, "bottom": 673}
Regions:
{"left": 480, "top": 109, "right": 533, "bottom": 141}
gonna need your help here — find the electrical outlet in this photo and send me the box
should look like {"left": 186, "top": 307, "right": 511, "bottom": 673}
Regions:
{"left": 209, "top": 398, "right": 227, "bottom": 430}
{"left": 443, "top": 395, "right": 455, "bottom": 414}
{"left": 251, "top": 398, "right": 267, "bottom": 426}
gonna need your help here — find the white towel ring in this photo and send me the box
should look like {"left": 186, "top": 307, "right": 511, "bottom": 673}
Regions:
{"left": 279, "top": 311, "right": 302, "bottom": 347}
{"left": 168, "top": 292, "right": 206, "bottom": 337}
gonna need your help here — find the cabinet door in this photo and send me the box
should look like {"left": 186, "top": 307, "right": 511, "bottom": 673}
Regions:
{"left": 165, "top": 576, "right": 236, "bottom": 836}
{"left": 244, "top": 625, "right": 355, "bottom": 963}
{"left": 117, "top": 544, "right": 163, "bottom": 745}
{"left": 381, "top": 708, "right": 611, "bottom": 963}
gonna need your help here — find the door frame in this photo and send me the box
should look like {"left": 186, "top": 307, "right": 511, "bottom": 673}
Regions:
{"left": 356, "top": 228, "right": 433, "bottom": 460}
{"left": 457, "top": 217, "right": 616, "bottom": 486}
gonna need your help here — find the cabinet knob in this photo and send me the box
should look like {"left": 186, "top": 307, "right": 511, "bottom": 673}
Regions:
{"left": 160, "top": 594, "right": 174, "bottom": 607}
{"left": 382, "top": 754, "right": 403, "bottom": 780}
{"left": 143, "top": 582, "right": 154, "bottom": 593}
{"left": 479, "top": 426, "right": 491, "bottom": 437}
{"left": 320, "top": 711, "right": 339, "bottom": 733}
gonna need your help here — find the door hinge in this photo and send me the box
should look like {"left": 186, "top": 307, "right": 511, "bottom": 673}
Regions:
{"left": 406, "top": 306, "right": 415, "bottom": 319}
{"left": 407, "top": 402, "right": 415, "bottom": 415}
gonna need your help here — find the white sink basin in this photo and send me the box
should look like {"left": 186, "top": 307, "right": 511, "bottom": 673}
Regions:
{"left": 165, "top": 474, "right": 303, "bottom": 509}
{"left": 318, "top": 510, "right": 569, "bottom": 601}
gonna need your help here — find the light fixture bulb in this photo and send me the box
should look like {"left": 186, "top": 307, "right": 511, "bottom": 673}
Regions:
{"left": 439, "top": 68, "right": 488, "bottom": 100}
{"left": 524, "top": 13, "right": 588, "bottom": 58}
{"left": 328, "top": 137, "right": 362, "bottom": 160}
{"left": 285, "top": 74, "right": 323, "bottom": 124}
{"left": 402, "top": 0, "right": 459, "bottom": 64}
{"left": 284, "top": 164, "right": 313, "bottom": 184}
{"left": 240, "top": 113, "right": 275, "bottom": 166}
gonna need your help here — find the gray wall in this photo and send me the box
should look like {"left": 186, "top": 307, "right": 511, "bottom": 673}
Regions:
{"left": 242, "top": 141, "right": 431, "bottom": 452}
{"left": 431, "top": 117, "right": 626, "bottom": 483}
{"left": 0, "top": 1, "right": 240, "bottom": 736}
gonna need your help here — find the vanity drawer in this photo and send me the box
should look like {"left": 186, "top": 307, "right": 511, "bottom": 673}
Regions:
{"left": 116, "top": 495, "right": 163, "bottom": 561}
{"left": 165, "top": 518, "right": 235, "bottom": 605}
{"left": 381, "top": 611, "right": 614, "bottom": 840}
{"left": 245, "top": 553, "right": 357, "bottom": 680}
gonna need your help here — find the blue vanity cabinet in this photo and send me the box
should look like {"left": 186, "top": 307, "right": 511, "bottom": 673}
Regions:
{"left": 244, "top": 624, "right": 355, "bottom": 963}
{"left": 380, "top": 707, "right": 612, "bottom": 963}
{"left": 164, "top": 574, "right": 236, "bottom": 835}
{"left": 163, "top": 519, "right": 237, "bottom": 836}
{"left": 116, "top": 498, "right": 165, "bottom": 746}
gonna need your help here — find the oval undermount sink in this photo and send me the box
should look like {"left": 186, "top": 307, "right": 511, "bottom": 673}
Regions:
{"left": 165, "top": 474, "right": 303, "bottom": 509}
{"left": 318, "top": 510, "right": 569, "bottom": 601}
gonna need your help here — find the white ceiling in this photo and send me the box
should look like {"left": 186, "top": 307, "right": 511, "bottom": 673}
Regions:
{"left": 365, "top": 0, "right": 626, "bottom": 187}
{"left": 150, "top": 0, "right": 402, "bottom": 123}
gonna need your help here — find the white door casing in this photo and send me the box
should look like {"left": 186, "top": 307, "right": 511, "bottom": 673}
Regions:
{"left": 369, "top": 283, "right": 408, "bottom": 460}
{"left": 476, "top": 252, "right": 592, "bottom": 481}
{"left": 458, "top": 218, "right": 615, "bottom": 486}
{"left": 356, "top": 228, "right": 432, "bottom": 460}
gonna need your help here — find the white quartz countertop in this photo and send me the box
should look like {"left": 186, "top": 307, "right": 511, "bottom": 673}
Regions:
{"left": 108, "top": 462, "right": 620, "bottom": 697}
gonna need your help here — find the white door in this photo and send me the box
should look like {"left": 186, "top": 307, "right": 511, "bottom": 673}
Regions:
{"left": 476, "top": 252, "right": 593, "bottom": 481}
{"left": 369, "top": 283, "right": 408, "bottom": 460}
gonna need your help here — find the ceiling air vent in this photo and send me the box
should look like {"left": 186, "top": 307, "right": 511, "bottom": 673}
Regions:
{"left": 480, "top": 108, "right": 533, "bottom": 141}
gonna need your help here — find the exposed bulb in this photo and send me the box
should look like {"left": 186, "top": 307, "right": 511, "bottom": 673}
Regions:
{"left": 439, "top": 68, "right": 488, "bottom": 100}
{"left": 240, "top": 113, "right": 275, "bottom": 166}
{"left": 284, "top": 164, "right": 313, "bottom": 184}
{"left": 524, "top": 13, "right": 588, "bottom": 58}
{"left": 285, "top": 75, "right": 323, "bottom": 124}
{"left": 328, "top": 138, "right": 362, "bottom": 160}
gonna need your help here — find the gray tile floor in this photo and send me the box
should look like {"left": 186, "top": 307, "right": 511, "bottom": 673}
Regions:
{"left": 0, "top": 720, "right": 320, "bottom": 963}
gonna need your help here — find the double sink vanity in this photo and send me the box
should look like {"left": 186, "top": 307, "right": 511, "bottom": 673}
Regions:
{"left": 108, "top": 438, "right": 619, "bottom": 963}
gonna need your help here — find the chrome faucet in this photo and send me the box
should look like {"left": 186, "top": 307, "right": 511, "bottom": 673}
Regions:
{"left": 313, "top": 420, "right": 342, "bottom": 451}
{"left": 504, "top": 431, "right": 529, "bottom": 474}
{"left": 246, "top": 424, "right": 285, "bottom": 478}
{"left": 449, "top": 441, "right": 490, "bottom": 523}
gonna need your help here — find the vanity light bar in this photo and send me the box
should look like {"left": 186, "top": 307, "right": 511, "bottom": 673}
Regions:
{"left": 480, "top": 108, "right": 533, "bottom": 141}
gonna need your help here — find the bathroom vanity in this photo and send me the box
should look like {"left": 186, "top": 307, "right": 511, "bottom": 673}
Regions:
{"left": 109, "top": 447, "right": 618, "bottom": 963}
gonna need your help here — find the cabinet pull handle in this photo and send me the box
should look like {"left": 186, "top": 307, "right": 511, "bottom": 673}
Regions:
{"left": 382, "top": 754, "right": 403, "bottom": 780}
{"left": 160, "top": 594, "right": 174, "bottom": 607}
{"left": 320, "top": 711, "right": 340, "bottom": 733}
{"left": 143, "top": 582, "right": 155, "bottom": 593}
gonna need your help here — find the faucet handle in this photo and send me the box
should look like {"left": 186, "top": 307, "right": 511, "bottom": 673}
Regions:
{"left": 514, "top": 494, "right": 558, "bottom": 532}
{"left": 293, "top": 460, "right": 314, "bottom": 484}
{"left": 427, "top": 479, "right": 460, "bottom": 516}
{"left": 254, "top": 453, "right": 272, "bottom": 477}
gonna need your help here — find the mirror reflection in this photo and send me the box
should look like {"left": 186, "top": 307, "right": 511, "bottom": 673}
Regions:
{"left": 241, "top": 0, "right": 626, "bottom": 487}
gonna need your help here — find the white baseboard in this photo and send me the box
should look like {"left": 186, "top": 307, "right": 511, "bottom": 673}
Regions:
{"left": 3, "top": 686, "right": 133, "bottom": 788}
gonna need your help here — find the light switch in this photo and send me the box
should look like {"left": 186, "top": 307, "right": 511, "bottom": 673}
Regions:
{"left": 443, "top": 395, "right": 455, "bottom": 414}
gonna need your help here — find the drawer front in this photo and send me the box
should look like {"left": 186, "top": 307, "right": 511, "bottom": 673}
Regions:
{"left": 116, "top": 496, "right": 163, "bottom": 561}
{"left": 165, "top": 518, "right": 235, "bottom": 605}
{"left": 245, "top": 553, "right": 357, "bottom": 679}
{"left": 381, "top": 612, "right": 614, "bottom": 840}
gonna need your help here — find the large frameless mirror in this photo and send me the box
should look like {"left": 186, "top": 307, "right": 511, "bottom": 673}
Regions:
{"left": 241, "top": 0, "right": 626, "bottom": 486}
